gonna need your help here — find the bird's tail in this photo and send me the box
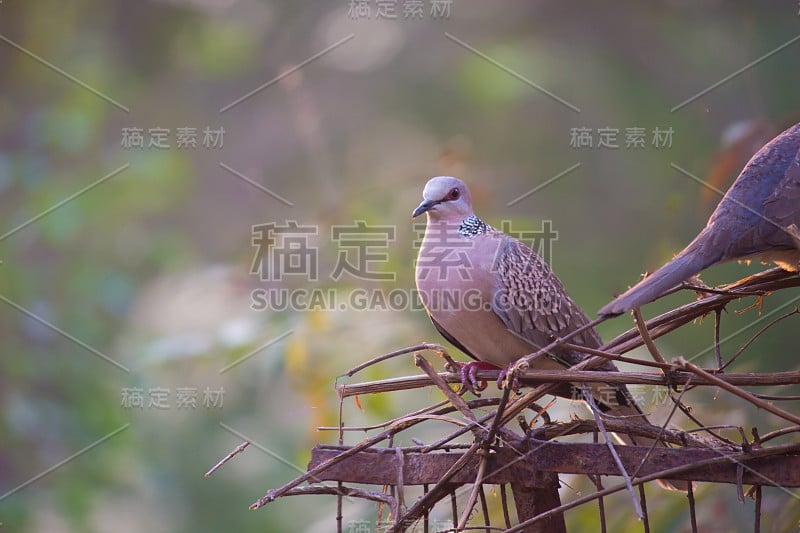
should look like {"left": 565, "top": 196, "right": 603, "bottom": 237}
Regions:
{"left": 598, "top": 233, "right": 721, "bottom": 317}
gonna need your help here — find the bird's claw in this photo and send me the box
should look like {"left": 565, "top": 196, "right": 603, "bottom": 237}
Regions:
{"left": 454, "top": 361, "right": 499, "bottom": 396}
{"left": 497, "top": 365, "right": 522, "bottom": 393}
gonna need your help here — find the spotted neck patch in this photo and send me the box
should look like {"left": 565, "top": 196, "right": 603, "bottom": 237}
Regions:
{"left": 459, "top": 214, "right": 492, "bottom": 237}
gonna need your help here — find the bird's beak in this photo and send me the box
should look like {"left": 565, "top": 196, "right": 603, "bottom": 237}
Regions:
{"left": 412, "top": 199, "right": 437, "bottom": 218}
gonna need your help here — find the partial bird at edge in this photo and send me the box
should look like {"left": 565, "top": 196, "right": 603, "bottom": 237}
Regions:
{"left": 599, "top": 122, "right": 800, "bottom": 317}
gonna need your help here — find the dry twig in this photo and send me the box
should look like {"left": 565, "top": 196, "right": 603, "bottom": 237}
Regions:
{"left": 204, "top": 441, "right": 249, "bottom": 477}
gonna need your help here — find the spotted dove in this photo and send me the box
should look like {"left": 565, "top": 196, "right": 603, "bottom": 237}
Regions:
{"left": 599, "top": 122, "right": 800, "bottom": 317}
{"left": 413, "top": 176, "right": 686, "bottom": 490}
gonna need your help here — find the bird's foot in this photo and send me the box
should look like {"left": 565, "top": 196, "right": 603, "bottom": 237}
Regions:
{"left": 496, "top": 364, "right": 523, "bottom": 393}
{"left": 451, "top": 361, "right": 500, "bottom": 396}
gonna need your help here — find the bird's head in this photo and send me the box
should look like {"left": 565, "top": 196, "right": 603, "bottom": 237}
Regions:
{"left": 412, "top": 176, "right": 473, "bottom": 221}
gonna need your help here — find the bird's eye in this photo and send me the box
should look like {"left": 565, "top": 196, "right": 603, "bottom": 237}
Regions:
{"left": 449, "top": 188, "right": 460, "bottom": 200}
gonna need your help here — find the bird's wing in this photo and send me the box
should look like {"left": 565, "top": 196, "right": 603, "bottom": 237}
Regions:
{"left": 489, "top": 236, "right": 683, "bottom": 474}
{"left": 428, "top": 313, "right": 479, "bottom": 362}
{"left": 726, "top": 123, "right": 800, "bottom": 254}
{"left": 763, "top": 143, "right": 800, "bottom": 237}
{"left": 490, "top": 236, "right": 609, "bottom": 368}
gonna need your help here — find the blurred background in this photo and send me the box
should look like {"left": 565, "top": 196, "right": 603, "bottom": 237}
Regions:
{"left": 1, "top": 1, "right": 800, "bottom": 531}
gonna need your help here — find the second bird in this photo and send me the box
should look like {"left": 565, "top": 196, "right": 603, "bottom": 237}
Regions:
{"left": 599, "top": 122, "right": 800, "bottom": 317}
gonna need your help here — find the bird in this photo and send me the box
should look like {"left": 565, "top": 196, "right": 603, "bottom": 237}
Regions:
{"left": 412, "top": 176, "right": 686, "bottom": 490}
{"left": 599, "top": 122, "right": 800, "bottom": 317}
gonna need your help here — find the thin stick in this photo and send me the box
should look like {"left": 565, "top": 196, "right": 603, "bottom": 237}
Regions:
{"left": 395, "top": 446, "right": 405, "bottom": 512}
{"left": 758, "top": 425, "right": 800, "bottom": 444}
{"left": 582, "top": 386, "right": 642, "bottom": 519}
{"left": 457, "top": 451, "right": 487, "bottom": 529}
{"left": 633, "top": 307, "right": 667, "bottom": 366}
{"left": 676, "top": 358, "right": 800, "bottom": 425}
{"left": 559, "top": 342, "right": 672, "bottom": 370}
{"left": 273, "top": 485, "right": 395, "bottom": 505}
{"left": 204, "top": 441, "right": 250, "bottom": 477}
{"left": 450, "top": 490, "right": 458, "bottom": 531}
{"left": 687, "top": 481, "right": 698, "bottom": 533}
{"left": 668, "top": 392, "right": 738, "bottom": 448}
{"left": 423, "top": 484, "right": 429, "bottom": 533}
{"left": 341, "top": 343, "right": 446, "bottom": 378}
{"left": 675, "top": 284, "right": 766, "bottom": 297}
{"left": 502, "top": 351, "right": 623, "bottom": 428}
{"left": 754, "top": 485, "right": 762, "bottom": 533}
{"left": 721, "top": 308, "right": 800, "bottom": 371}
{"left": 478, "top": 485, "right": 490, "bottom": 533}
{"left": 484, "top": 385, "right": 511, "bottom": 456}
{"left": 251, "top": 412, "right": 456, "bottom": 509}
{"left": 336, "top": 480, "right": 343, "bottom": 533}
{"left": 316, "top": 443, "right": 473, "bottom": 453}
{"left": 318, "top": 398, "right": 501, "bottom": 432}
{"left": 602, "top": 271, "right": 800, "bottom": 355}
{"left": 639, "top": 483, "right": 650, "bottom": 533}
{"left": 515, "top": 316, "right": 608, "bottom": 369}
{"left": 714, "top": 309, "right": 723, "bottom": 369}
{"left": 630, "top": 376, "right": 694, "bottom": 482}
{"left": 526, "top": 418, "right": 718, "bottom": 448}
{"left": 752, "top": 393, "right": 800, "bottom": 400}
{"left": 415, "top": 353, "right": 477, "bottom": 424}
{"left": 458, "top": 386, "right": 511, "bottom": 531}
{"left": 389, "top": 440, "right": 484, "bottom": 532}
{"left": 500, "top": 484, "right": 511, "bottom": 529}
{"left": 592, "top": 429, "right": 607, "bottom": 533}
{"left": 421, "top": 411, "right": 498, "bottom": 454}
{"left": 337, "top": 368, "right": 800, "bottom": 398}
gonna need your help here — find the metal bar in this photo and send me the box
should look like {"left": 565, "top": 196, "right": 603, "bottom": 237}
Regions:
{"left": 688, "top": 482, "right": 698, "bottom": 533}
{"left": 754, "top": 485, "right": 762, "bottom": 533}
{"left": 308, "top": 443, "right": 800, "bottom": 487}
{"left": 308, "top": 447, "right": 542, "bottom": 487}
{"left": 639, "top": 483, "right": 650, "bottom": 533}
{"left": 510, "top": 473, "right": 566, "bottom": 533}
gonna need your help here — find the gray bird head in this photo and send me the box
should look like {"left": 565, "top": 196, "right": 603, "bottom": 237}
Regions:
{"left": 412, "top": 176, "right": 474, "bottom": 221}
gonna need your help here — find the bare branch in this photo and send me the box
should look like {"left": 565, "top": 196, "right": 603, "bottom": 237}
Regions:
{"left": 675, "top": 358, "right": 800, "bottom": 425}
{"left": 205, "top": 441, "right": 249, "bottom": 477}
